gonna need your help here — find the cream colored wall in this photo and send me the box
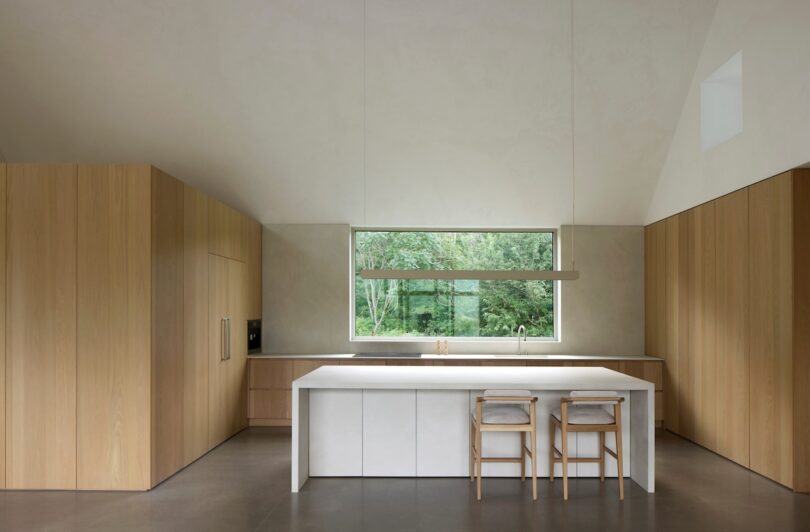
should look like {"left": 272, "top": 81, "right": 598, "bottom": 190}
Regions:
{"left": 262, "top": 224, "right": 644, "bottom": 356}
{"left": 647, "top": 0, "right": 810, "bottom": 223}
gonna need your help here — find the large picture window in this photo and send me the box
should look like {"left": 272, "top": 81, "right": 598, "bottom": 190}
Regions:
{"left": 352, "top": 230, "right": 556, "bottom": 339}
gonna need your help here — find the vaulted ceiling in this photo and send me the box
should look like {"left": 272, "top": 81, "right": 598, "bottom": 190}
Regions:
{"left": 0, "top": 0, "right": 717, "bottom": 226}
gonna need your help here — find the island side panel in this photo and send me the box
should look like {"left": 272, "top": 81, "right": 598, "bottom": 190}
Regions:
{"left": 630, "top": 388, "right": 655, "bottom": 492}
{"left": 291, "top": 386, "right": 309, "bottom": 492}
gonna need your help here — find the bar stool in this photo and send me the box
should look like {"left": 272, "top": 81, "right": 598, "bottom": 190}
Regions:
{"left": 549, "top": 391, "right": 625, "bottom": 500}
{"left": 469, "top": 389, "right": 538, "bottom": 501}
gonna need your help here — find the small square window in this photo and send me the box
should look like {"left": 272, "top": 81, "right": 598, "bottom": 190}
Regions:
{"left": 701, "top": 51, "right": 743, "bottom": 151}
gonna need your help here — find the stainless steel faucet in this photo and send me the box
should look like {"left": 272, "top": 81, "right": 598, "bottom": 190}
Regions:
{"left": 517, "top": 325, "right": 528, "bottom": 355}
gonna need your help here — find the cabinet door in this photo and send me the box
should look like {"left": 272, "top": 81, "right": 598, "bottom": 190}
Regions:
{"left": 716, "top": 188, "right": 749, "bottom": 467}
{"left": 76, "top": 165, "right": 151, "bottom": 490}
{"left": 183, "top": 185, "right": 210, "bottom": 465}
{"left": 208, "top": 254, "right": 231, "bottom": 447}
{"left": 688, "top": 202, "right": 716, "bottom": 450}
{"left": 209, "top": 199, "right": 247, "bottom": 262}
{"left": 6, "top": 164, "right": 78, "bottom": 489}
{"left": 0, "top": 164, "right": 5, "bottom": 489}
{"left": 227, "top": 259, "right": 248, "bottom": 434}
{"left": 749, "top": 172, "right": 794, "bottom": 488}
{"left": 246, "top": 218, "right": 262, "bottom": 319}
{"left": 664, "top": 213, "right": 689, "bottom": 435}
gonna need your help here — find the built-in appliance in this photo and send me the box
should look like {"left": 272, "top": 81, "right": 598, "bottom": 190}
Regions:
{"left": 248, "top": 319, "right": 262, "bottom": 354}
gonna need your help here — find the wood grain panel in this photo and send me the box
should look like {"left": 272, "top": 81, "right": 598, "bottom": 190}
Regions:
{"left": 150, "top": 168, "right": 185, "bottom": 486}
{"left": 386, "top": 360, "right": 435, "bottom": 366}
{"left": 664, "top": 213, "right": 689, "bottom": 434}
{"left": 292, "top": 360, "right": 339, "bottom": 380}
{"left": 227, "top": 259, "right": 248, "bottom": 434}
{"left": 247, "top": 218, "right": 262, "bottom": 319}
{"left": 183, "top": 185, "right": 209, "bottom": 465}
{"left": 619, "top": 361, "right": 644, "bottom": 379}
{"left": 715, "top": 188, "right": 750, "bottom": 467}
{"left": 208, "top": 254, "right": 230, "bottom": 447}
{"left": 688, "top": 202, "right": 717, "bottom": 450}
{"left": 6, "top": 164, "right": 77, "bottom": 489}
{"left": 77, "top": 165, "right": 151, "bottom": 490}
{"left": 643, "top": 362, "right": 663, "bottom": 391}
{"left": 0, "top": 164, "right": 5, "bottom": 489}
{"left": 340, "top": 360, "right": 387, "bottom": 366}
{"left": 749, "top": 172, "right": 793, "bottom": 488}
{"left": 249, "top": 359, "right": 293, "bottom": 389}
{"left": 248, "top": 389, "right": 291, "bottom": 419}
{"left": 792, "top": 169, "right": 810, "bottom": 492}
{"left": 209, "top": 199, "right": 247, "bottom": 262}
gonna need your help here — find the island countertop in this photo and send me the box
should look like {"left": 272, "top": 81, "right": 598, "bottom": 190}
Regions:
{"left": 293, "top": 365, "right": 655, "bottom": 391}
{"left": 251, "top": 352, "right": 662, "bottom": 362}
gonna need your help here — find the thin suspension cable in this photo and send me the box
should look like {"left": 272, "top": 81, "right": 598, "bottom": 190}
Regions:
{"left": 570, "top": 0, "right": 576, "bottom": 270}
{"left": 362, "top": 0, "right": 368, "bottom": 226}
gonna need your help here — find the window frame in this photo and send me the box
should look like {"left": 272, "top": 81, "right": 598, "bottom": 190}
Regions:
{"left": 350, "top": 227, "right": 561, "bottom": 342}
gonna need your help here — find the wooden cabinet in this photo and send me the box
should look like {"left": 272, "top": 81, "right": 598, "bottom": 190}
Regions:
{"left": 6, "top": 164, "right": 78, "bottom": 489}
{"left": 715, "top": 188, "right": 749, "bottom": 467}
{"left": 208, "top": 255, "right": 248, "bottom": 446}
{"left": 645, "top": 169, "right": 810, "bottom": 491}
{"left": 1, "top": 164, "right": 260, "bottom": 491}
{"left": 183, "top": 185, "right": 210, "bottom": 466}
{"left": 76, "top": 165, "right": 151, "bottom": 490}
{"left": 664, "top": 213, "right": 688, "bottom": 435}
{"left": 749, "top": 172, "right": 794, "bottom": 487}
{"left": 209, "top": 198, "right": 247, "bottom": 262}
{"left": 688, "top": 202, "right": 716, "bottom": 450}
{"left": 247, "top": 218, "right": 262, "bottom": 319}
{"left": 0, "top": 164, "right": 6, "bottom": 489}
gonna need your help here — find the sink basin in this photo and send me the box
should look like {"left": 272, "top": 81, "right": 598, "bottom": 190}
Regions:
{"left": 352, "top": 352, "right": 422, "bottom": 358}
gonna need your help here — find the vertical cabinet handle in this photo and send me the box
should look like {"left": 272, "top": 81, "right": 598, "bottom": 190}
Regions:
{"left": 221, "top": 318, "right": 227, "bottom": 361}
{"left": 226, "top": 317, "right": 232, "bottom": 360}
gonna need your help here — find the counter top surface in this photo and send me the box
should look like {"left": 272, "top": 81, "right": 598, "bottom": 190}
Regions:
{"left": 293, "top": 365, "right": 655, "bottom": 391}
{"left": 250, "top": 352, "right": 662, "bottom": 362}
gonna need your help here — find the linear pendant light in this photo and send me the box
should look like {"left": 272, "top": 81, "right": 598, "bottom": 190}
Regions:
{"left": 359, "top": 1, "right": 580, "bottom": 283}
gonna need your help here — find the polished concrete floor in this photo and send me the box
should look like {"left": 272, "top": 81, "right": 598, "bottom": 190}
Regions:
{"left": 0, "top": 428, "right": 808, "bottom": 532}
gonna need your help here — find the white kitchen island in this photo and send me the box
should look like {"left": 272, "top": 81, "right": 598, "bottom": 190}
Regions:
{"left": 292, "top": 365, "right": 655, "bottom": 493}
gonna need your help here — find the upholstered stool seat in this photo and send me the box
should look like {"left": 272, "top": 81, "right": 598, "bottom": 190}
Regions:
{"left": 551, "top": 405, "right": 614, "bottom": 425}
{"left": 478, "top": 404, "right": 531, "bottom": 424}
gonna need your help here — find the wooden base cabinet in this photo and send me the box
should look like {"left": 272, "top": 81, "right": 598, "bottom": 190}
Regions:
{"left": 2, "top": 164, "right": 260, "bottom": 490}
{"left": 645, "top": 169, "right": 810, "bottom": 492}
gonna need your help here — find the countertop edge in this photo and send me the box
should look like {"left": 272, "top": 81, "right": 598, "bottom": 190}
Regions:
{"left": 248, "top": 353, "right": 663, "bottom": 362}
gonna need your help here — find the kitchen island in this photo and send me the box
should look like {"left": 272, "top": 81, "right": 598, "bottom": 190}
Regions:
{"left": 292, "top": 365, "right": 655, "bottom": 493}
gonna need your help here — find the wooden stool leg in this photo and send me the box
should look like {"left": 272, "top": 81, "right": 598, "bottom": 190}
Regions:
{"left": 469, "top": 418, "right": 475, "bottom": 482}
{"left": 599, "top": 431, "right": 606, "bottom": 482}
{"left": 476, "top": 423, "right": 483, "bottom": 500}
{"left": 615, "top": 405, "right": 624, "bottom": 501}
{"left": 548, "top": 418, "right": 555, "bottom": 483}
{"left": 530, "top": 426, "right": 537, "bottom": 501}
{"left": 520, "top": 431, "right": 526, "bottom": 482}
{"left": 561, "top": 422, "right": 569, "bottom": 500}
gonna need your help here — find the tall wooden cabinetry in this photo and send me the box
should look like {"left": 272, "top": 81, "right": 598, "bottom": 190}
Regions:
{"left": 645, "top": 169, "right": 810, "bottom": 492}
{"left": 1, "top": 164, "right": 261, "bottom": 490}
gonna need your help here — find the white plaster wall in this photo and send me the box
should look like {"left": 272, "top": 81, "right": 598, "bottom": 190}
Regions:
{"left": 262, "top": 224, "right": 644, "bottom": 356}
{"left": 646, "top": 0, "right": 810, "bottom": 223}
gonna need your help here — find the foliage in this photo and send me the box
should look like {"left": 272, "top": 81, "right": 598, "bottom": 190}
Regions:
{"left": 355, "top": 231, "right": 554, "bottom": 337}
